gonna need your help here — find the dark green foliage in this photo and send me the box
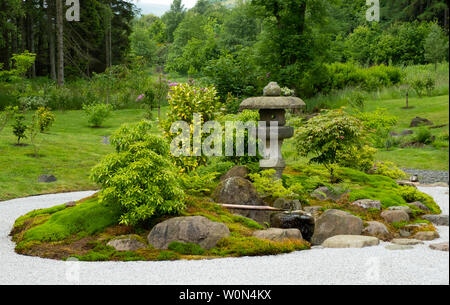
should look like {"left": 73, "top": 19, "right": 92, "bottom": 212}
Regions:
{"left": 12, "top": 113, "right": 27, "bottom": 144}
{"left": 168, "top": 241, "right": 206, "bottom": 255}
{"left": 413, "top": 127, "right": 434, "bottom": 144}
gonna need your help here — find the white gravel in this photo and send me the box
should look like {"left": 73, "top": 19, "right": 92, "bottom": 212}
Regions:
{"left": 0, "top": 188, "right": 448, "bottom": 285}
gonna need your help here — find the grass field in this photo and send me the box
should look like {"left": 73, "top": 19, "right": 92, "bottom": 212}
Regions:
{"left": 0, "top": 91, "right": 448, "bottom": 201}
{"left": 365, "top": 95, "right": 449, "bottom": 171}
{"left": 0, "top": 108, "right": 166, "bottom": 201}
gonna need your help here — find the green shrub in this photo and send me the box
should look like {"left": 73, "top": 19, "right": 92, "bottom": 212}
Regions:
{"left": 413, "top": 127, "right": 434, "bottom": 144}
{"left": 83, "top": 103, "right": 113, "bottom": 127}
{"left": 371, "top": 161, "right": 406, "bottom": 180}
{"left": 91, "top": 121, "right": 185, "bottom": 226}
{"left": 249, "top": 169, "right": 293, "bottom": 199}
{"left": 168, "top": 242, "right": 206, "bottom": 255}
{"left": 180, "top": 172, "right": 219, "bottom": 195}
{"left": 294, "top": 109, "right": 372, "bottom": 182}
{"left": 398, "top": 186, "right": 441, "bottom": 214}
{"left": 12, "top": 113, "right": 27, "bottom": 144}
{"left": 160, "top": 83, "right": 220, "bottom": 172}
{"left": 36, "top": 107, "right": 55, "bottom": 132}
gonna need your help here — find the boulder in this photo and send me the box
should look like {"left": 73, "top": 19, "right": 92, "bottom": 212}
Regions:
{"left": 408, "top": 201, "right": 430, "bottom": 212}
{"left": 273, "top": 198, "right": 302, "bottom": 211}
{"left": 351, "top": 199, "right": 382, "bottom": 210}
{"left": 220, "top": 166, "right": 249, "bottom": 182}
{"left": 385, "top": 245, "right": 414, "bottom": 250}
{"left": 410, "top": 175, "right": 419, "bottom": 183}
{"left": 429, "top": 242, "right": 449, "bottom": 252}
{"left": 270, "top": 211, "right": 315, "bottom": 242}
{"left": 388, "top": 206, "right": 413, "bottom": 217}
{"left": 422, "top": 215, "right": 449, "bottom": 226}
{"left": 65, "top": 201, "right": 77, "bottom": 208}
{"left": 38, "top": 174, "right": 57, "bottom": 183}
{"left": 362, "top": 221, "right": 390, "bottom": 240}
{"left": 107, "top": 235, "right": 147, "bottom": 251}
{"left": 322, "top": 235, "right": 379, "bottom": 248}
{"left": 399, "top": 229, "right": 412, "bottom": 237}
{"left": 147, "top": 216, "right": 230, "bottom": 250}
{"left": 311, "top": 209, "right": 363, "bottom": 245}
{"left": 253, "top": 228, "right": 303, "bottom": 242}
{"left": 310, "top": 187, "right": 347, "bottom": 202}
{"left": 303, "top": 206, "right": 322, "bottom": 220}
{"left": 410, "top": 117, "right": 433, "bottom": 127}
{"left": 263, "top": 82, "right": 282, "bottom": 96}
{"left": 381, "top": 210, "right": 410, "bottom": 223}
{"left": 414, "top": 231, "right": 440, "bottom": 241}
{"left": 213, "top": 177, "right": 261, "bottom": 206}
{"left": 391, "top": 238, "right": 424, "bottom": 245}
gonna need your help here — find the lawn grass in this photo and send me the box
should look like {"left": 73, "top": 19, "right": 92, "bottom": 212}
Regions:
{"left": 365, "top": 95, "right": 449, "bottom": 171}
{"left": 0, "top": 107, "right": 167, "bottom": 201}
{"left": 298, "top": 94, "right": 449, "bottom": 171}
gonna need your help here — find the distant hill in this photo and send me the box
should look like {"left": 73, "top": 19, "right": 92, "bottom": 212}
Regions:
{"left": 135, "top": 0, "right": 240, "bottom": 17}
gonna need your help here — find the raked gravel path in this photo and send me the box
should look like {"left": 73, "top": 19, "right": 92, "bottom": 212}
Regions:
{"left": 0, "top": 188, "right": 448, "bottom": 285}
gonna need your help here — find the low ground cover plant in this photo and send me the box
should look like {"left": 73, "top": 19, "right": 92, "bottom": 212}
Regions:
{"left": 83, "top": 103, "right": 114, "bottom": 128}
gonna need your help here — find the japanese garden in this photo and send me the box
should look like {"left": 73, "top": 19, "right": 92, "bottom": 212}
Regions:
{"left": 0, "top": 0, "right": 449, "bottom": 285}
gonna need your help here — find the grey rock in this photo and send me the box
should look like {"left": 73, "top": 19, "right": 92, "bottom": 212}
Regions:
{"left": 107, "top": 235, "right": 147, "bottom": 251}
{"left": 270, "top": 211, "right": 314, "bottom": 242}
{"left": 385, "top": 245, "right": 414, "bottom": 250}
{"left": 322, "top": 235, "right": 379, "bottom": 248}
{"left": 399, "top": 229, "right": 412, "bottom": 237}
{"left": 363, "top": 221, "right": 390, "bottom": 240}
{"left": 410, "top": 175, "right": 419, "bottom": 183}
{"left": 381, "top": 210, "right": 410, "bottom": 223}
{"left": 414, "top": 231, "right": 440, "bottom": 241}
{"left": 253, "top": 228, "right": 303, "bottom": 242}
{"left": 409, "top": 117, "right": 433, "bottom": 127}
{"left": 220, "top": 166, "right": 249, "bottom": 182}
{"left": 273, "top": 198, "right": 302, "bottom": 211}
{"left": 263, "top": 82, "right": 282, "bottom": 96}
{"left": 38, "top": 174, "right": 57, "bottom": 183}
{"left": 388, "top": 206, "right": 413, "bottom": 216}
{"left": 391, "top": 238, "right": 424, "bottom": 245}
{"left": 65, "top": 201, "right": 77, "bottom": 208}
{"left": 422, "top": 214, "right": 449, "bottom": 226}
{"left": 147, "top": 216, "right": 230, "bottom": 250}
{"left": 311, "top": 209, "right": 363, "bottom": 245}
{"left": 213, "top": 177, "right": 262, "bottom": 206}
{"left": 429, "top": 242, "right": 449, "bottom": 252}
{"left": 408, "top": 201, "right": 430, "bottom": 211}
{"left": 351, "top": 199, "right": 382, "bottom": 210}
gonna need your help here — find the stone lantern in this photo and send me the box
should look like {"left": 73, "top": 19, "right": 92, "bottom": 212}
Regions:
{"left": 240, "top": 82, "right": 305, "bottom": 179}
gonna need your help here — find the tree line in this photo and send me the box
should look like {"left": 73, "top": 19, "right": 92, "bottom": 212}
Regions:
{"left": 0, "top": 0, "right": 136, "bottom": 84}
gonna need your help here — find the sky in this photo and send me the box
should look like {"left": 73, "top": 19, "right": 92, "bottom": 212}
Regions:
{"left": 133, "top": 0, "right": 198, "bottom": 16}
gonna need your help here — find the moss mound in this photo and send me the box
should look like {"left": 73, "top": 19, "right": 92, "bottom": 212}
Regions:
{"left": 11, "top": 194, "right": 309, "bottom": 261}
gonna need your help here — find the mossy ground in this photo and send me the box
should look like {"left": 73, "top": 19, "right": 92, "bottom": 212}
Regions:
{"left": 10, "top": 193, "right": 310, "bottom": 261}
{"left": 11, "top": 163, "right": 441, "bottom": 261}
